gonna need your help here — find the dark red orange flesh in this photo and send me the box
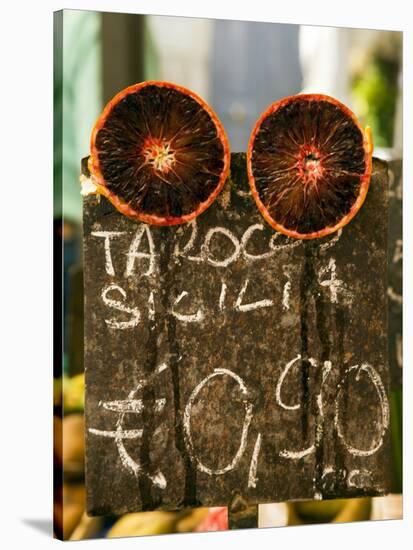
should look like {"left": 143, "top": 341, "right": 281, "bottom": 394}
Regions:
{"left": 247, "top": 94, "right": 373, "bottom": 239}
{"left": 89, "top": 81, "right": 230, "bottom": 225}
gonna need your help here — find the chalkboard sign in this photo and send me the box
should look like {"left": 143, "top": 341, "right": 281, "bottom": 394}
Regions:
{"left": 83, "top": 154, "right": 391, "bottom": 516}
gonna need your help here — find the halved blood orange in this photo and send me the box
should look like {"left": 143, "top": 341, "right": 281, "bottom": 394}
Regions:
{"left": 89, "top": 81, "right": 230, "bottom": 225}
{"left": 247, "top": 94, "right": 373, "bottom": 239}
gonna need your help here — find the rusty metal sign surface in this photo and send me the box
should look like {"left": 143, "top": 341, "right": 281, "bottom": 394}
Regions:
{"left": 83, "top": 154, "right": 391, "bottom": 516}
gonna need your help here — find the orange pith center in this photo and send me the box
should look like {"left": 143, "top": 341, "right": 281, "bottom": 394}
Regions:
{"left": 297, "top": 146, "right": 324, "bottom": 184}
{"left": 143, "top": 138, "right": 175, "bottom": 174}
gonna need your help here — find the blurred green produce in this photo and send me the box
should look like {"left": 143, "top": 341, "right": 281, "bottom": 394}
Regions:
{"left": 352, "top": 33, "right": 401, "bottom": 147}
{"left": 62, "top": 373, "right": 85, "bottom": 413}
{"left": 289, "top": 497, "right": 371, "bottom": 525}
{"left": 293, "top": 499, "right": 348, "bottom": 522}
{"left": 108, "top": 511, "right": 183, "bottom": 538}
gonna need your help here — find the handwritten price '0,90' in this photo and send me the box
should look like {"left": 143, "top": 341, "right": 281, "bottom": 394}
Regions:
{"left": 89, "top": 358, "right": 389, "bottom": 495}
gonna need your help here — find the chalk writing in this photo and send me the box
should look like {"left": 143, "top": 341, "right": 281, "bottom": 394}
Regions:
{"left": 89, "top": 380, "right": 167, "bottom": 489}
{"left": 125, "top": 225, "right": 156, "bottom": 278}
{"left": 282, "top": 277, "right": 291, "bottom": 311}
{"left": 92, "top": 231, "right": 125, "bottom": 276}
{"left": 219, "top": 282, "right": 227, "bottom": 311}
{"left": 319, "top": 228, "right": 342, "bottom": 253}
{"left": 89, "top": 356, "right": 388, "bottom": 490}
{"left": 347, "top": 469, "right": 373, "bottom": 488}
{"left": 94, "top": 225, "right": 353, "bottom": 325}
{"left": 335, "top": 364, "right": 389, "bottom": 457}
{"left": 172, "top": 291, "right": 205, "bottom": 323}
{"left": 203, "top": 227, "right": 241, "bottom": 267}
{"left": 101, "top": 284, "right": 140, "bottom": 329}
{"left": 183, "top": 368, "right": 254, "bottom": 475}
{"left": 319, "top": 258, "right": 343, "bottom": 304}
{"left": 148, "top": 291, "right": 155, "bottom": 321}
{"left": 248, "top": 433, "right": 262, "bottom": 489}
{"left": 234, "top": 279, "right": 274, "bottom": 313}
{"left": 276, "top": 355, "right": 316, "bottom": 411}
{"left": 88, "top": 221, "right": 388, "bottom": 501}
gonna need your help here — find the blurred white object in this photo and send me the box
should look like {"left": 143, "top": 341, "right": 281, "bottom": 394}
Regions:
{"left": 147, "top": 16, "right": 212, "bottom": 100}
{"left": 371, "top": 494, "right": 403, "bottom": 520}
{"left": 299, "top": 26, "right": 349, "bottom": 105}
{"left": 258, "top": 503, "right": 289, "bottom": 528}
{"left": 79, "top": 175, "right": 97, "bottom": 196}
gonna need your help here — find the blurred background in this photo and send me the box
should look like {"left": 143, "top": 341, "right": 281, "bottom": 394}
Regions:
{"left": 53, "top": 10, "right": 402, "bottom": 540}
